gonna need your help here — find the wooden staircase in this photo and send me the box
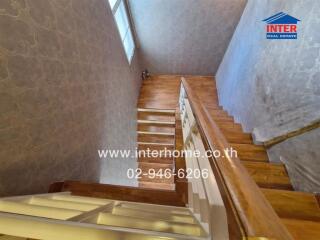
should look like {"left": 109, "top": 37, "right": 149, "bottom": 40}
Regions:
{"left": 137, "top": 108, "right": 176, "bottom": 190}
{"left": 183, "top": 76, "right": 320, "bottom": 240}
{"left": 207, "top": 108, "right": 297, "bottom": 192}
{"left": 0, "top": 186, "right": 207, "bottom": 240}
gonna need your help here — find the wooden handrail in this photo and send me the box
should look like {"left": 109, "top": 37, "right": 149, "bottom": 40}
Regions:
{"left": 181, "top": 78, "right": 293, "bottom": 240}
{"left": 261, "top": 118, "right": 320, "bottom": 147}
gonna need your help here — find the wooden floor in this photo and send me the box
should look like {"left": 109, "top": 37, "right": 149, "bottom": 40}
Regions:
{"left": 138, "top": 75, "right": 182, "bottom": 109}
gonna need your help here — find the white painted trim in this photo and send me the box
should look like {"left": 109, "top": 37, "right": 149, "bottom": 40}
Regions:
{"left": 0, "top": 192, "right": 71, "bottom": 201}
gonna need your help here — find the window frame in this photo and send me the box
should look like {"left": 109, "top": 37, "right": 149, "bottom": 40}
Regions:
{"left": 109, "top": 0, "right": 135, "bottom": 64}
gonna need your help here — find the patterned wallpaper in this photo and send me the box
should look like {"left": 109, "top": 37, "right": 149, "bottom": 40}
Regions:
{"left": 0, "top": 0, "right": 141, "bottom": 196}
{"left": 129, "top": 0, "right": 247, "bottom": 75}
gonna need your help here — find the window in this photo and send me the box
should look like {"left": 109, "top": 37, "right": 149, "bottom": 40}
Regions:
{"left": 108, "top": 0, "right": 135, "bottom": 63}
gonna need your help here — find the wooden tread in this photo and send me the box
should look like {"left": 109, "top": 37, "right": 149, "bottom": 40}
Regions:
{"left": 138, "top": 112, "right": 175, "bottom": 122}
{"left": 243, "top": 162, "right": 293, "bottom": 190}
{"left": 139, "top": 162, "right": 173, "bottom": 169}
{"left": 282, "top": 218, "right": 320, "bottom": 240}
{"left": 138, "top": 144, "right": 174, "bottom": 151}
{"left": 220, "top": 129, "right": 253, "bottom": 144}
{"left": 138, "top": 156, "right": 173, "bottom": 164}
{"left": 210, "top": 116, "right": 235, "bottom": 122}
{"left": 216, "top": 122, "right": 243, "bottom": 131}
{"left": 137, "top": 142, "right": 174, "bottom": 147}
{"left": 137, "top": 108, "right": 175, "bottom": 114}
{"left": 232, "top": 143, "right": 269, "bottom": 162}
{"left": 262, "top": 188, "right": 320, "bottom": 221}
{"left": 138, "top": 144, "right": 174, "bottom": 164}
{"left": 138, "top": 120, "right": 175, "bottom": 126}
{"left": 138, "top": 134, "right": 175, "bottom": 145}
{"left": 138, "top": 123, "right": 175, "bottom": 134}
{"left": 138, "top": 162, "right": 174, "bottom": 184}
{"left": 207, "top": 109, "right": 230, "bottom": 117}
{"left": 139, "top": 181, "right": 175, "bottom": 191}
{"left": 140, "top": 174, "right": 174, "bottom": 184}
{"left": 138, "top": 131, "right": 174, "bottom": 136}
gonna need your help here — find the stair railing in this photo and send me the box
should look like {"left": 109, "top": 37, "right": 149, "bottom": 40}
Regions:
{"left": 180, "top": 78, "right": 294, "bottom": 240}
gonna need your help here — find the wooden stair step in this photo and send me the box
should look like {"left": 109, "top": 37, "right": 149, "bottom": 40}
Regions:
{"left": 138, "top": 119, "right": 175, "bottom": 126}
{"left": 184, "top": 78, "right": 217, "bottom": 88}
{"left": 139, "top": 162, "right": 174, "bottom": 183}
{"left": 138, "top": 134, "right": 175, "bottom": 145}
{"left": 243, "top": 162, "right": 293, "bottom": 190}
{"left": 138, "top": 131, "right": 174, "bottom": 137}
{"left": 138, "top": 112, "right": 175, "bottom": 122}
{"left": 220, "top": 129, "right": 253, "bottom": 144}
{"left": 138, "top": 156, "right": 173, "bottom": 164}
{"left": 139, "top": 175, "right": 174, "bottom": 184}
{"left": 138, "top": 108, "right": 175, "bottom": 115}
{"left": 232, "top": 143, "right": 269, "bottom": 162}
{"left": 210, "top": 116, "right": 235, "bottom": 122}
{"left": 53, "top": 180, "right": 184, "bottom": 206}
{"left": 207, "top": 109, "right": 231, "bottom": 118}
{"left": 138, "top": 142, "right": 174, "bottom": 148}
{"left": 138, "top": 144, "right": 174, "bottom": 164}
{"left": 216, "top": 122, "right": 243, "bottom": 131}
{"left": 281, "top": 218, "right": 320, "bottom": 240}
{"left": 261, "top": 188, "right": 320, "bottom": 221}
{"left": 139, "top": 162, "right": 174, "bottom": 171}
{"left": 139, "top": 181, "right": 175, "bottom": 191}
{"left": 201, "top": 104, "right": 224, "bottom": 111}
{"left": 138, "top": 123, "right": 175, "bottom": 134}
{"left": 138, "top": 144, "right": 174, "bottom": 151}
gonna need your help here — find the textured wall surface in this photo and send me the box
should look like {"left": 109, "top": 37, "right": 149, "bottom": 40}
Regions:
{"left": 216, "top": 0, "right": 320, "bottom": 192}
{"left": 216, "top": 0, "right": 320, "bottom": 139}
{"left": 129, "top": 0, "right": 246, "bottom": 75}
{"left": 268, "top": 128, "right": 320, "bottom": 192}
{"left": 0, "top": 0, "right": 141, "bottom": 196}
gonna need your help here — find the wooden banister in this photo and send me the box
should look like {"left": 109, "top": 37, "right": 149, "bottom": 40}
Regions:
{"left": 261, "top": 118, "right": 320, "bottom": 147}
{"left": 181, "top": 78, "right": 293, "bottom": 240}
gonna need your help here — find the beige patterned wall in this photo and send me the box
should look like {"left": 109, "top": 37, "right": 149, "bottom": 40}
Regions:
{"left": 129, "top": 0, "right": 247, "bottom": 75}
{"left": 0, "top": 0, "right": 142, "bottom": 196}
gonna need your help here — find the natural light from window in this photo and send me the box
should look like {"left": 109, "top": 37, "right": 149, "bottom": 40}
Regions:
{"left": 108, "top": 0, "right": 118, "bottom": 9}
{"left": 108, "top": 0, "right": 135, "bottom": 63}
